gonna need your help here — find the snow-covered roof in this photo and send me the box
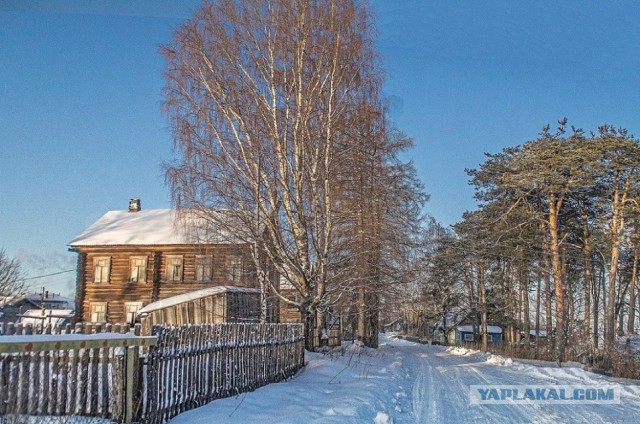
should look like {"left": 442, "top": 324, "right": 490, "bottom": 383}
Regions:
{"left": 6, "top": 293, "right": 74, "bottom": 307}
{"left": 457, "top": 325, "right": 503, "bottom": 334}
{"left": 17, "top": 309, "right": 74, "bottom": 327}
{"left": 136, "top": 286, "right": 259, "bottom": 315}
{"left": 433, "top": 308, "right": 469, "bottom": 329}
{"left": 529, "top": 329, "right": 547, "bottom": 337}
{"left": 69, "top": 209, "right": 245, "bottom": 247}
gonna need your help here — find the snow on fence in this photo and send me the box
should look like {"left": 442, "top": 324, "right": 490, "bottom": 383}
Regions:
{"left": 0, "top": 321, "right": 135, "bottom": 336}
{"left": 0, "top": 327, "right": 156, "bottom": 424}
{"left": 141, "top": 323, "right": 305, "bottom": 424}
{"left": 0, "top": 322, "right": 305, "bottom": 424}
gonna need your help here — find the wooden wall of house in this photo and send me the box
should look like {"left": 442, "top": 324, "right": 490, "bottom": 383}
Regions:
{"left": 278, "top": 289, "right": 302, "bottom": 323}
{"left": 73, "top": 244, "right": 259, "bottom": 324}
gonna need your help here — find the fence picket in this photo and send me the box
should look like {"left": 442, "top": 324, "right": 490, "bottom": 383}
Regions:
{"left": 58, "top": 348, "right": 68, "bottom": 415}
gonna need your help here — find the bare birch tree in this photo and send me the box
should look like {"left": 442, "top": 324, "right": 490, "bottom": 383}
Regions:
{"left": 0, "top": 249, "right": 25, "bottom": 299}
{"left": 163, "top": 0, "right": 385, "bottom": 348}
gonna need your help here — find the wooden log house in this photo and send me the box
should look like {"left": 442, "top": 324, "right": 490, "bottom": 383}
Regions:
{"left": 68, "top": 199, "right": 278, "bottom": 325}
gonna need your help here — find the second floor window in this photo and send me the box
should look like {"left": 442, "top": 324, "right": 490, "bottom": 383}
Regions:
{"left": 93, "top": 257, "right": 110, "bottom": 283}
{"left": 130, "top": 256, "right": 147, "bottom": 283}
{"left": 279, "top": 273, "right": 295, "bottom": 290}
{"left": 226, "top": 255, "right": 243, "bottom": 282}
{"left": 195, "top": 255, "right": 212, "bottom": 281}
{"left": 167, "top": 255, "right": 183, "bottom": 282}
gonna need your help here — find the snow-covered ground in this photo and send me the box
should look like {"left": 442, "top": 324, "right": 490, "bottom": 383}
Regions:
{"left": 169, "top": 334, "right": 640, "bottom": 423}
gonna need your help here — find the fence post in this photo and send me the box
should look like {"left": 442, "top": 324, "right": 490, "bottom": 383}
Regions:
{"left": 124, "top": 324, "right": 143, "bottom": 424}
{"left": 124, "top": 345, "right": 137, "bottom": 424}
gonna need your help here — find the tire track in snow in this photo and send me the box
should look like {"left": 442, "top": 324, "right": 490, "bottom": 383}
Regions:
{"left": 390, "top": 341, "right": 640, "bottom": 424}
{"left": 409, "top": 355, "right": 427, "bottom": 421}
{"left": 402, "top": 348, "right": 475, "bottom": 423}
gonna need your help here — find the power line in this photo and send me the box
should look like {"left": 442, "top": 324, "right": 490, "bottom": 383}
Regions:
{"left": 22, "top": 269, "right": 75, "bottom": 281}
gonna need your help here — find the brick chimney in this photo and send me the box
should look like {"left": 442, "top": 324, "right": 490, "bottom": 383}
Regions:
{"left": 129, "top": 198, "right": 141, "bottom": 213}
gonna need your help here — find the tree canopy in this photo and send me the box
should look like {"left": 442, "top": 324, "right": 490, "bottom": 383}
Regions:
{"left": 162, "top": 0, "right": 425, "bottom": 348}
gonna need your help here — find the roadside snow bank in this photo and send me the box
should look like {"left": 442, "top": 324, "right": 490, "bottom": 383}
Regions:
{"left": 374, "top": 411, "right": 393, "bottom": 424}
{"left": 170, "top": 337, "right": 404, "bottom": 424}
{"left": 485, "top": 353, "right": 513, "bottom": 366}
{"left": 445, "top": 345, "right": 514, "bottom": 365}
{"left": 446, "top": 346, "right": 474, "bottom": 356}
{"left": 168, "top": 335, "right": 640, "bottom": 423}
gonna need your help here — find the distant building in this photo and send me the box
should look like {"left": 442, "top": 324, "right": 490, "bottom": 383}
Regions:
{"left": 450, "top": 325, "right": 503, "bottom": 345}
{"left": 433, "top": 308, "right": 503, "bottom": 346}
{"left": 0, "top": 291, "right": 75, "bottom": 325}
{"left": 17, "top": 309, "right": 75, "bottom": 327}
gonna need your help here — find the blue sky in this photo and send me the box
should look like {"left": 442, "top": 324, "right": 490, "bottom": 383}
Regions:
{"left": 1, "top": 0, "right": 639, "bottom": 295}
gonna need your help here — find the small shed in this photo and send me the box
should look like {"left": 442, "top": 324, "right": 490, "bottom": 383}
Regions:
{"left": 136, "top": 286, "right": 261, "bottom": 334}
{"left": 450, "top": 325, "right": 503, "bottom": 345}
{"left": 526, "top": 328, "right": 548, "bottom": 345}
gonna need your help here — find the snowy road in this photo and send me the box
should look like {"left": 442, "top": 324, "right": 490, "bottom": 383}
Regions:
{"left": 169, "top": 334, "right": 640, "bottom": 423}
{"left": 393, "top": 342, "right": 640, "bottom": 423}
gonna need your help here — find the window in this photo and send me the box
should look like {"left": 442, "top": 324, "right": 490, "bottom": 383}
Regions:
{"left": 195, "top": 255, "right": 212, "bottom": 281}
{"left": 488, "top": 335, "right": 494, "bottom": 343}
{"left": 130, "top": 256, "right": 147, "bottom": 283}
{"left": 226, "top": 255, "right": 243, "bottom": 282}
{"left": 90, "top": 302, "right": 107, "bottom": 322}
{"left": 463, "top": 333, "right": 474, "bottom": 342}
{"left": 93, "top": 257, "right": 110, "bottom": 283}
{"left": 279, "top": 274, "right": 295, "bottom": 290}
{"left": 124, "top": 302, "right": 143, "bottom": 325}
{"left": 167, "top": 255, "right": 183, "bottom": 282}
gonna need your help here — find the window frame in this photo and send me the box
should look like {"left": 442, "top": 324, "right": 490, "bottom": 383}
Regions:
{"left": 279, "top": 273, "right": 295, "bottom": 290}
{"left": 124, "top": 301, "right": 143, "bottom": 325}
{"left": 166, "top": 255, "right": 184, "bottom": 282}
{"left": 90, "top": 302, "right": 107, "bottom": 323}
{"left": 195, "top": 254, "right": 213, "bottom": 282}
{"left": 226, "top": 255, "right": 243, "bottom": 282}
{"left": 130, "top": 256, "right": 148, "bottom": 283}
{"left": 93, "top": 257, "right": 111, "bottom": 284}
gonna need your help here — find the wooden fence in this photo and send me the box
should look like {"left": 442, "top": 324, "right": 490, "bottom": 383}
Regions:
{"left": 140, "top": 323, "right": 305, "bottom": 423}
{"left": 0, "top": 322, "right": 305, "bottom": 424}
{"left": 0, "top": 330, "right": 156, "bottom": 423}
